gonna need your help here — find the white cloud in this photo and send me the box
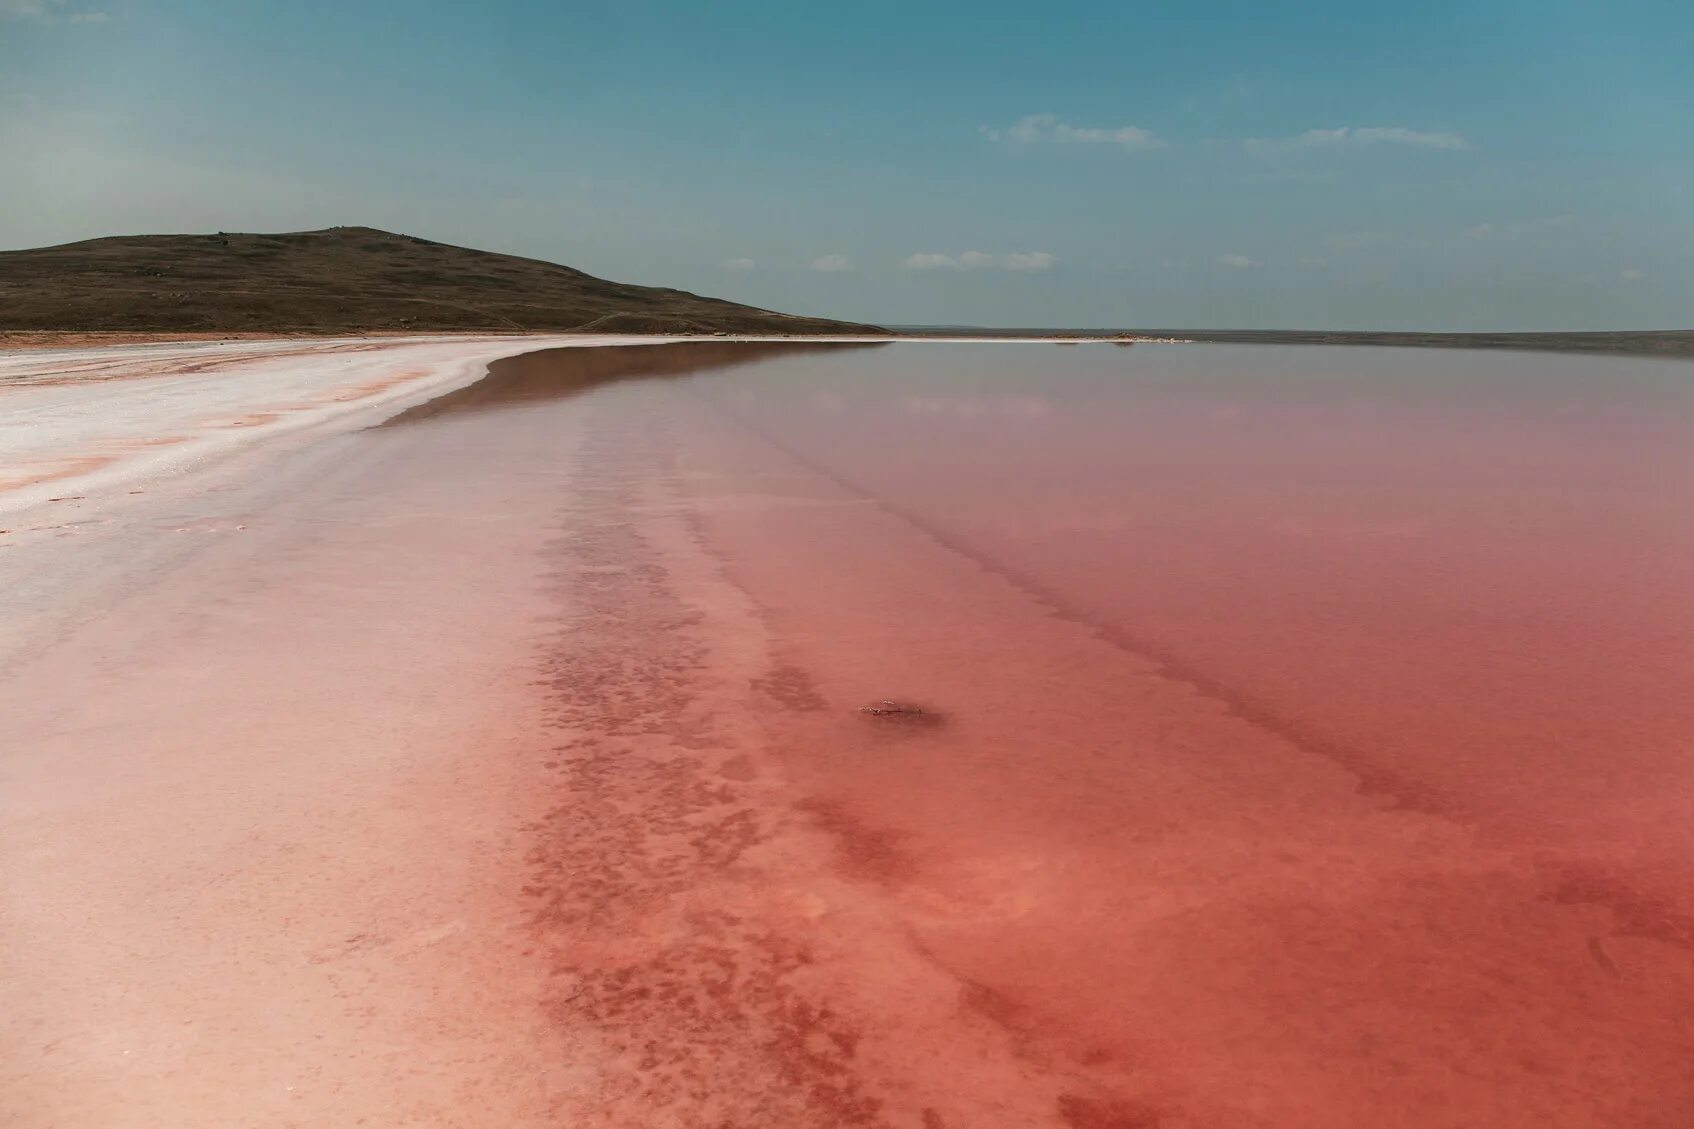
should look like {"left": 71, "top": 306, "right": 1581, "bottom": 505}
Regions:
{"left": 902, "top": 253, "right": 959, "bottom": 270}
{"left": 721, "top": 257, "right": 755, "bottom": 272}
{"left": 1059, "top": 124, "right": 1161, "bottom": 146}
{"left": 903, "top": 250, "right": 1055, "bottom": 272}
{"left": 982, "top": 114, "right": 1163, "bottom": 150}
{"left": 1216, "top": 253, "right": 1258, "bottom": 269}
{"left": 1002, "top": 251, "right": 1058, "bottom": 272}
{"left": 809, "top": 254, "right": 852, "bottom": 272}
{"left": 1620, "top": 267, "right": 1646, "bottom": 282}
{"left": 1357, "top": 126, "right": 1469, "bottom": 149}
{"left": 68, "top": 10, "right": 106, "bottom": 21}
{"left": 1461, "top": 222, "right": 1495, "bottom": 239}
{"left": 1297, "top": 256, "right": 1328, "bottom": 268}
{"left": 1247, "top": 126, "right": 1470, "bottom": 153}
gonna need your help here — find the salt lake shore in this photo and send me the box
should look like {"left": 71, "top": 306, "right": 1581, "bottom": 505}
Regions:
{"left": 4, "top": 335, "right": 1691, "bottom": 1129}
{"left": 0, "top": 333, "right": 1110, "bottom": 1129}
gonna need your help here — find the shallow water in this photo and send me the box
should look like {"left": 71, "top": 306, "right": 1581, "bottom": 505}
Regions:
{"left": 401, "top": 340, "right": 1694, "bottom": 1125}
{"left": 694, "top": 343, "right": 1694, "bottom": 855}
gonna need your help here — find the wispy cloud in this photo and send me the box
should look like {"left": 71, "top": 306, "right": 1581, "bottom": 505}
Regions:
{"left": 1216, "top": 253, "right": 1258, "bottom": 269}
{"left": 1247, "top": 126, "right": 1470, "bottom": 153}
{"left": 903, "top": 253, "right": 962, "bottom": 270}
{"left": 982, "top": 114, "right": 1163, "bottom": 150}
{"left": 902, "top": 250, "right": 1052, "bottom": 272}
{"left": 1003, "top": 251, "right": 1058, "bottom": 272}
{"left": 2, "top": 0, "right": 106, "bottom": 19}
{"left": 1620, "top": 267, "right": 1646, "bottom": 282}
{"left": 983, "top": 117, "right": 1461, "bottom": 155}
{"left": 721, "top": 257, "right": 755, "bottom": 272}
{"left": 809, "top": 254, "right": 852, "bottom": 272}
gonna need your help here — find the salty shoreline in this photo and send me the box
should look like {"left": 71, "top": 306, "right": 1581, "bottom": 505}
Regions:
{"left": 5, "top": 336, "right": 1692, "bottom": 1128}
{"left": 10, "top": 326, "right": 1692, "bottom": 360}
{"left": 0, "top": 332, "right": 1125, "bottom": 1127}
{"left": 0, "top": 333, "right": 1151, "bottom": 527}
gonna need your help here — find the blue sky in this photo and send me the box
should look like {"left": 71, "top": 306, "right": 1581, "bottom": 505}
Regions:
{"left": 3, "top": 0, "right": 1692, "bottom": 328}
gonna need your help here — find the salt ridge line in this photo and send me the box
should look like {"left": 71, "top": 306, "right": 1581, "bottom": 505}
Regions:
{"left": 0, "top": 334, "right": 1183, "bottom": 523}
{"left": 0, "top": 335, "right": 575, "bottom": 519}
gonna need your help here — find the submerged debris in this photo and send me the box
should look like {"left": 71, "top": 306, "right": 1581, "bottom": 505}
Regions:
{"left": 858, "top": 699, "right": 938, "bottom": 726}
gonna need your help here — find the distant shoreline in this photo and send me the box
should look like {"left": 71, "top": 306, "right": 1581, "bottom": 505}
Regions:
{"left": 6, "top": 326, "right": 1692, "bottom": 361}
{"left": 895, "top": 325, "right": 1694, "bottom": 359}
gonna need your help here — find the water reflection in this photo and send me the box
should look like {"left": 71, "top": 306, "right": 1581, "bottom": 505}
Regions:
{"left": 382, "top": 340, "right": 887, "bottom": 426}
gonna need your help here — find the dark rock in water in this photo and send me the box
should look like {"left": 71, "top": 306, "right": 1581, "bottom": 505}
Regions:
{"left": 859, "top": 700, "right": 940, "bottom": 726}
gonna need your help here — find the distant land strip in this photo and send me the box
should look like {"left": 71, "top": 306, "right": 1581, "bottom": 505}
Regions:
{"left": 898, "top": 326, "right": 1694, "bottom": 358}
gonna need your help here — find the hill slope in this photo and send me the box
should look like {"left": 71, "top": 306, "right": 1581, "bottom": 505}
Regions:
{"left": 0, "top": 226, "right": 883, "bottom": 336}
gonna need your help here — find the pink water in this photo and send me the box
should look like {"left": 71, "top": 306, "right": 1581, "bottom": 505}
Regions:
{"left": 691, "top": 344, "right": 1694, "bottom": 863}
{"left": 439, "top": 342, "right": 1694, "bottom": 1126}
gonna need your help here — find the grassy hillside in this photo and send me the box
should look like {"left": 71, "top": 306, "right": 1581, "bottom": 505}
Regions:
{"left": 0, "top": 226, "right": 883, "bottom": 336}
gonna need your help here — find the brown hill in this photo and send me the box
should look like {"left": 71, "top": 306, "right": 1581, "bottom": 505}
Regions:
{"left": 0, "top": 226, "right": 883, "bottom": 336}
